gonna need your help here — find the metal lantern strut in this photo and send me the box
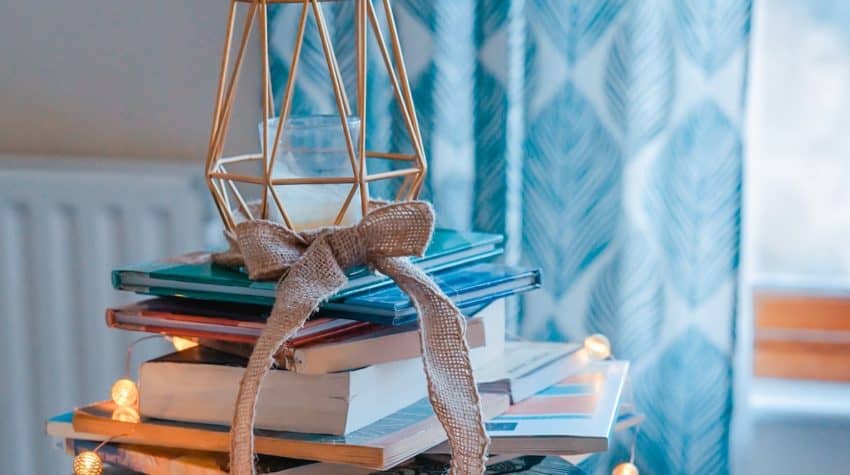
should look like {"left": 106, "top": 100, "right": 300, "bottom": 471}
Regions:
{"left": 205, "top": 0, "right": 427, "bottom": 232}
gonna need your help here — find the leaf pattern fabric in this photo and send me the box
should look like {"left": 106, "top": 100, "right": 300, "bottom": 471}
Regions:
{"left": 268, "top": 1, "right": 749, "bottom": 473}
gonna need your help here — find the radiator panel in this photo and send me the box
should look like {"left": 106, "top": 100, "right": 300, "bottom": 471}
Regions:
{"left": 0, "top": 159, "right": 208, "bottom": 475}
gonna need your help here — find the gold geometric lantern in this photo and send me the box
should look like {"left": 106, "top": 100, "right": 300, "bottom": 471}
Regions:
{"left": 205, "top": 0, "right": 427, "bottom": 232}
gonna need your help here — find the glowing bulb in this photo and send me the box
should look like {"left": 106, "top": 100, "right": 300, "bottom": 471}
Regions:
{"left": 172, "top": 336, "right": 198, "bottom": 351}
{"left": 111, "top": 378, "right": 139, "bottom": 407}
{"left": 584, "top": 334, "right": 612, "bottom": 360}
{"left": 73, "top": 450, "right": 103, "bottom": 475}
{"left": 112, "top": 405, "right": 141, "bottom": 423}
{"left": 612, "top": 462, "right": 639, "bottom": 475}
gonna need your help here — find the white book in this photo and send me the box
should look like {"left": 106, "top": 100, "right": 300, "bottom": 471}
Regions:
{"left": 433, "top": 360, "right": 630, "bottom": 456}
{"left": 286, "top": 299, "right": 505, "bottom": 374}
{"left": 476, "top": 340, "right": 586, "bottom": 403}
{"left": 196, "top": 300, "right": 506, "bottom": 374}
{"left": 138, "top": 311, "right": 504, "bottom": 436}
{"left": 487, "top": 360, "right": 630, "bottom": 455}
{"left": 138, "top": 347, "right": 426, "bottom": 436}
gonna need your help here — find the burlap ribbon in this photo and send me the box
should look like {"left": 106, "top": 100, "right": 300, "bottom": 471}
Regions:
{"left": 213, "top": 201, "right": 490, "bottom": 475}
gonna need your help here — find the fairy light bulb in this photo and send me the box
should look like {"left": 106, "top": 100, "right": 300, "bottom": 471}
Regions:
{"left": 612, "top": 462, "right": 639, "bottom": 475}
{"left": 73, "top": 450, "right": 103, "bottom": 475}
{"left": 112, "top": 405, "right": 141, "bottom": 423}
{"left": 584, "top": 333, "right": 612, "bottom": 360}
{"left": 171, "top": 336, "right": 198, "bottom": 351}
{"left": 111, "top": 378, "right": 139, "bottom": 407}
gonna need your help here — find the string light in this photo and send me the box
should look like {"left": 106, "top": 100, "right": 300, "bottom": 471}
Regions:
{"left": 74, "top": 335, "right": 161, "bottom": 474}
{"left": 110, "top": 334, "right": 166, "bottom": 409}
{"left": 612, "top": 462, "right": 639, "bottom": 475}
{"left": 111, "top": 378, "right": 139, "bottom": 407}
{"left": 612, "top": 418, "right": 641, "bottom": 475}
{"left": 171, "top": 336, "right": 199, "bottom": 351}
{"left": 583, "top": 333, "right": 612, "bottom": 360}
{"left": 72, "top": 450, "right": 103, "bottom": 475}
{"left": 71, "top": 436, "right": 126, "bottom": 474}
{"left": 111, "top": 405, "right": 141, "bottom": 423}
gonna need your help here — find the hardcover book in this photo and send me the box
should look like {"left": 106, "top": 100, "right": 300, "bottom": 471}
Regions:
{"left": 112, "top": 228, "right": 503, "bottom": 306}
{"left": 138, "top": 346, "right": 428, "bottom": 435}
{"left": 319, "top": 264, "right": 542, "bottom": 325}
{"left": 106, "top": 298, "right": 373, "bottom": 345}
{"left": 431, "top": 361, "right": 630, "bottom": 456}
{"left": 64, "top": 439, "right": 325, "bottom": 475}
{"left": 369, "top": 455, "right": 588, "bottom": 475}
{"left": 115, "top": 262, "right": 540, "bottom": 327}
{"left": 70, "top": 394, "right": 510, "bottom": 470}
{"left": 484, "top": 360, "right": 629, "bottom": 455}
{"left": 476, "top": 341, "right": 586, "bottom": 403}
{"left": 200, "top": 300, "right": 506, "bottom": 374}
{"left": 63, "top": 439, "right": 588, "bottom": 475}
{"left": 137, "top": 333, "right": 503, "bottom": 434}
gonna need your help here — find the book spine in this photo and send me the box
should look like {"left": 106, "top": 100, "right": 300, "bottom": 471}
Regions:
{"left": 293, "top": 303, "right": 501, "bottom": 374}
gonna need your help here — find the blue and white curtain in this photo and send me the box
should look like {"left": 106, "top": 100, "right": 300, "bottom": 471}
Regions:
{"left": 269, "top": 1, "right": 750, "bottom": 473}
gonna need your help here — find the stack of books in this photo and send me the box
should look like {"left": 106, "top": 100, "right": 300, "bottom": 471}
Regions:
{"left": 46, "top": 228, "right": 635, "bottom": 474}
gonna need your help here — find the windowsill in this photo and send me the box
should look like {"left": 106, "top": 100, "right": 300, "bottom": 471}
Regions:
{"left": 749, "top": 377, "right": 850, "bottom": 421}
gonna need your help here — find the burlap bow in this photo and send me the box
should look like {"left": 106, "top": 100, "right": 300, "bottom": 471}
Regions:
{"left": 213, "top": 201, "right": 490, "bottom": 475}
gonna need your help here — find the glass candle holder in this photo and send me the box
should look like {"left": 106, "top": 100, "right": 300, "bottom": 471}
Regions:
{"left": 261, "top": 115, "right": 362, "bottom": 230}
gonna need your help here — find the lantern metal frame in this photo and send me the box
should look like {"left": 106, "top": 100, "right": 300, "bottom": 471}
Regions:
{"left": 205, "top": 0, "right": 427, "bottom": 232}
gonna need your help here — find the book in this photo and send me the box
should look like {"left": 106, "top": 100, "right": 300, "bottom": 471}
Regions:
{"left": 107, "top": 297, "right": 372, "bottom": 345}
{"left": 64, "top": 439, "right": 331, "bottom": 475}
{"left": 47, "top": 412, "right": 100, "bottom": 442}
{"left": 368, "top": 455, "right": 588, "bottom": 475}
{"left": 201, "top": 299, "right": 506, "bottom": 374}
{"left": 115, "top": 261, "right": 540, "bottom": 327}
{"left": 70, "top": 394, "right": 510, "bottom": 470}
{"left": 53, "top": 417, "right": 600, "bottom": 474}
{"left": 112, "top": 228, "right": 503, "bottom": 306}
{"left": 476, "top": 341, "right": 586, "bottom": 403}
{"left": 138, "top": 346, "right": 428, "bottom": 435}
{"left": 318, "top": 264, "right": 541, "bottom": 325}
{"left": 64, "top": 438, "right": 588, "bottom": 475}
{"left": 481, "top": 360, "right": 629, "bottom": 455}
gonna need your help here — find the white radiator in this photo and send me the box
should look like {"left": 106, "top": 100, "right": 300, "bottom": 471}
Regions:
{"left": 0, "top": 156, "right": 209, "bottom": 474}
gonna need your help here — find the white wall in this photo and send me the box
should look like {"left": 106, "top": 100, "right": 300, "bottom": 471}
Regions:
{"left": 0, "top": 0, "right": 262, "bottom": 161}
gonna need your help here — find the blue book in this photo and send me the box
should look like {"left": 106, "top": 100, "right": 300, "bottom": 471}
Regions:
{"left": 111, "top": 228, "right": 503, "bottom": 306}
{"left": 319, "top": 263, "right": 542, "bottom": 325}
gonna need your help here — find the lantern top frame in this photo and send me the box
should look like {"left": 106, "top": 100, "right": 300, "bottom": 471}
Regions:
{"left": 205, "top": 0, "right": 428, "bottom": 232}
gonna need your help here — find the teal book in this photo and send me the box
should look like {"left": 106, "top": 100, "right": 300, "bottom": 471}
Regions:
{"left": 320, "top": 264, "right": 542, "bottom": 325}
{"left": 112, "top": 228, "right": 503, "bottom": 306}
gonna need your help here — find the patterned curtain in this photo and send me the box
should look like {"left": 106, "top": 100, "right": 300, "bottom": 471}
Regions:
{"left": 268, "top": 1, "right": 751, "bottom": 473}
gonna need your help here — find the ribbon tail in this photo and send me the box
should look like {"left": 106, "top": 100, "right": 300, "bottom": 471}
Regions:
{"left": 375, "top": 257, "right": 490, "bottom": 475}
{"left": 229, "top": 239, "right": 348, "bottom": 475}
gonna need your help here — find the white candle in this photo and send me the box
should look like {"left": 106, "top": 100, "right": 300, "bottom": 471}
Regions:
{"left": 264, "top": 115, "right": 363, "bottom": 230}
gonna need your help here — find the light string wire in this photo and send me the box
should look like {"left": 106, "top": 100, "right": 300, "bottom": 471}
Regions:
{"left": 124, "top": 334, "right": 166, "bottom": 378}
{"left": 75, "top": 335, "right": 168, "bottom": 474}
{"left": 630, "top": 425, "right": 641, "bottom": 464}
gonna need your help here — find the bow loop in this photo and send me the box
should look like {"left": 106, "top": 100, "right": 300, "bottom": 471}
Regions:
{"left": 232, "top": 220, "right": 309, "bottom": 280}
{"left": 355, "top": 201, "right": 435, "bottom": 259}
